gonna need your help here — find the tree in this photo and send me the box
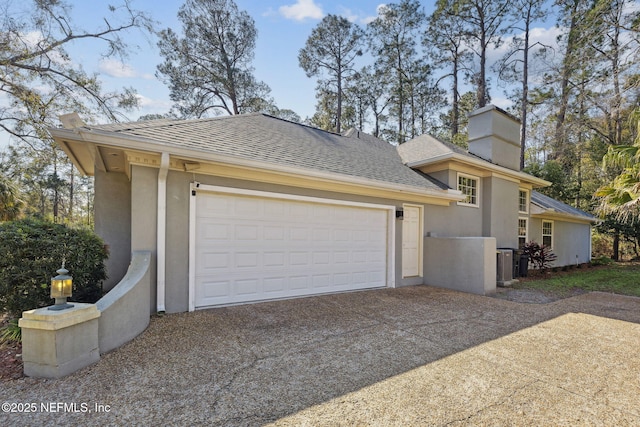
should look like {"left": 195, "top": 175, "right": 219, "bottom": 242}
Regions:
{"left": 157, "top": 0, "right": 272, "bottom": 118}
{"left": 0, "top": 0, "right": 150, "bottom": 146}
{"left": 424, "top": 0, "right": 473, "bottom": 141}
{"left": 0, "top": 174, "right": 24, "bottom": 221}
{"left": 299, "top": 15, "right": 365, "bottom": 133}
{"left": 450, "top": 0, "right": 512, "bottom": 107}
{"left": 494, "top": 0, "right": 550, "bottom": 170}
{"left": 349, "top": 66, "right": 393, "bottom": 138}
{"left": 0, "top": 0, "right": 151, "bottom": 226}
{"left": 368, "top": 0, "right": 426, "bottom": 143}
{"left": 596, "top": 111, "right": 640, "bottom": 220}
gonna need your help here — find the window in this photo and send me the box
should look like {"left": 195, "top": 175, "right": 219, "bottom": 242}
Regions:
{"left": 457, "top": 173, "right": 479, "bottom": 207}
{"left": 519, "top": 189, "right": 529, "bottom": 214}
{"left": 518, "top": 218, "right": 528, "bottom": 249}
{"left": 542, "top": 221, "right": 553, "bottom": 248}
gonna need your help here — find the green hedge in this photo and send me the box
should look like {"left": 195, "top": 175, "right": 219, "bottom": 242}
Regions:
{"left": 0, "top": 218, "right": 108, "bottom": 318}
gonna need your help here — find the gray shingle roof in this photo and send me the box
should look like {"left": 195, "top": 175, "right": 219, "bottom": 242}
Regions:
{"left": 397, "top": 133, "right": 497, "bottom": 165}
{"left": 88, "top": 114, "right": 448, "bottom": 192}
{"left": 531, "top": 191, "right": 596, "bottom": 221}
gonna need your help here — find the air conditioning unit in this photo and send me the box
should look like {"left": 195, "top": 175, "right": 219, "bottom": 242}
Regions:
{"left": 497, "top": 249, "right": 513, "bottom": 285}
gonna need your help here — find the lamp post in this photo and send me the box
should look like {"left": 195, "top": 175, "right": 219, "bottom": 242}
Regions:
{"left": 49, "top": 262, "right": 74, "bottom": 311}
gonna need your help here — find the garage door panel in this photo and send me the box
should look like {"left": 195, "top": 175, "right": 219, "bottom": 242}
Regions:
{"left": 194, "top": 191, "right": 390, "bottom": 308}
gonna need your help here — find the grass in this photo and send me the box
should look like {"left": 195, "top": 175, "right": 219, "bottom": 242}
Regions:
{"left": 514, "top": 262, "right": 640, "bottom": 298}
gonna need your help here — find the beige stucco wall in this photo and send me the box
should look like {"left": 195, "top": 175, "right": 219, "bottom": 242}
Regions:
{"left": 422, "top": 169, "right": 482, "bottom": 238}
{"left": 94, "top": 169, "right": 131, "bottom": 291}
{"left": 130, "top": 165, "right": 158, "bottom": 313}
{"left": 529, "top": 218, "right": 592, "bottom": 266}
{"left": 424, "top": 236, "right": 497, "bottom": 295}
{"left": 482, "top": 177, "right": 519, "bottom": 249}
{"left": 96, "top": 251, "right": 151, "bottom": 354}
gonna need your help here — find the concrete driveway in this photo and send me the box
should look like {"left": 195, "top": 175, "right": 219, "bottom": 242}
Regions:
{"left": 2, "top": 286, "right": 640, "bottom": 426}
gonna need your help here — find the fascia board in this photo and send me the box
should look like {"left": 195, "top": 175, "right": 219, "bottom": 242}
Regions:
{"left": 530, "top": 203, "right": 598, "bottom": 224}
{"left": 50, "top": 127, "right": 465, "bottom": 204}
{"left": 407, "top": 153, "right": 551, "bottom": 188}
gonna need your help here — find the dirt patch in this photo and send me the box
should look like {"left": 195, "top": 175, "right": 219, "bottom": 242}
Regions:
{"left": 0, "top": 341, "right": 23, "bottom": 381}
{"left": 1, "top": 314, "right": 24, "bottom": 381}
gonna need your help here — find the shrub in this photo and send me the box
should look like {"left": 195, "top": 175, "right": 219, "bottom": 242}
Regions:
{"left": 522, "top": 241, "right": 558, "bottom": 271}
{"left": 590, "top": 255, "right": 614, "bottom": 266}
{"left": 0, "top": 218, "right": 108, "bottom": 318}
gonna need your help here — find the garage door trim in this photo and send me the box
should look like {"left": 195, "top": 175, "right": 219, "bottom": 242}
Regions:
{"left": 188, "top": 182, "right": 396, "bottom": 311}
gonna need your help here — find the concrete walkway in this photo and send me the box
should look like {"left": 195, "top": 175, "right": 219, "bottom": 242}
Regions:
{"left": 2, "top": 286, "right": 640, "bottom": 426}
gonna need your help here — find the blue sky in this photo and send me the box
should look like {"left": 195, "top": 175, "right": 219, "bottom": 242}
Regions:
{"left": 69, "top": 0, "right": 561, "bottom": 121}
{"left": 1, "top": 0, "right": 561, "bottom": 149}
{"left": 70, "top": 0, "right": 402, "bottom": 122}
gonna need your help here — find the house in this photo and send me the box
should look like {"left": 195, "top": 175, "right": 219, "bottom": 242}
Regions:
{"left": 50, "top": 105, "right": 596, "bottom": 314}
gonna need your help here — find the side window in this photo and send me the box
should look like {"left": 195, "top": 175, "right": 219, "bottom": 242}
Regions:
{"left": 542, "top": 221, "right": 553, "bottom": 248}
{"left": 457, "top": 173, "right": 479, "bottom": 207}
{"left": 518, "top": 218, "right": 528, "bottom": 249}
{"left": 519, "top": 189, "right": 529, "bottom": 214}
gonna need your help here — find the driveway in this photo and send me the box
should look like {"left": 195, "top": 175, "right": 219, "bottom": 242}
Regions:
{"left": 2, "top": 286, "right": 640, "bottom": 426}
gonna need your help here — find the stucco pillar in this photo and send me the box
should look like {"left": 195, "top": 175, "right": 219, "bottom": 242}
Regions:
{"left": 19, "top": 304, "right": 100, "bottom": 378}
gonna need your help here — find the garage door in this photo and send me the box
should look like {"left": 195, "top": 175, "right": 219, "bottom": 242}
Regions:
{"left": 190, "top": 186, "right": 392, "bottom": 309}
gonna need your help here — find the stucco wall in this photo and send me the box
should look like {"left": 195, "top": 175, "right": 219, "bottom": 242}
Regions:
{"left": 94, "top": 169, "right": 131, "bottom": 291}
{"left": 96, "top": 251, "right": 151, "bottom": 354}
{"left": 424, "top": 236, "right": 496, "bottom": 295}
{"left": 483, "top": 177, "right": 519, "bottom": 249}
{"left": 131, "top": 165, "right": 158, "bottom": 313}
{"left": 159, "top": 171, "right": 430, "bottom": 313}
{"left": 423, "top": 170, "right": 483, "bottom": 237}
{"left": 529, "top": 218, "right": 592, "bottom": 266}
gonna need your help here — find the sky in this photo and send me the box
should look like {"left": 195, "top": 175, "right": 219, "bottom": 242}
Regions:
{"left": 1, "top": 0, "right": 562, "bottom": 148}
{"left": 89, "top": 0, "right": 402, "bottom": 121}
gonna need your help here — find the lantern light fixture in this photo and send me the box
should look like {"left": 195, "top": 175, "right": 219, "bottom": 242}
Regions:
{"left": 49, "top": 262, "right": 74, "bottom": 311}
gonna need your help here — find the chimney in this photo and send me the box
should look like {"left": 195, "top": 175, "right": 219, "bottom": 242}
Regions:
{"left": 467, "top": 105, "right": 521, "bottom": 171}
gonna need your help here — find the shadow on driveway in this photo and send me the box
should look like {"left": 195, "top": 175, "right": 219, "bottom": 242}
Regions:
{"left": 2, "top": 286, "right": 640, "bottom": 426}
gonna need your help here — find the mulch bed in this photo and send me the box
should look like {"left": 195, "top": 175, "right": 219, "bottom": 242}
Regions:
{"left": 1, "top": 314, "right": 24, "bottom": 381}
{"left": 0, "top": 341, "right": 23, "bottom": 380}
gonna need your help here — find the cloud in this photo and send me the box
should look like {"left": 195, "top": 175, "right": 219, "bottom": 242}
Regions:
{"left": 360, "top": 4, "right": 387, "bottom": 24}
{"left": 279, "top": 0, "right": 323, "bottom": 21}
{"left": 134, "top": 94, "right": 173, "bottom": 117}
{"left": 337, "top": 6, "right": 358, "bottom": 23}
{"left": 98, "top": 58, "right": 153, "bottom": 79}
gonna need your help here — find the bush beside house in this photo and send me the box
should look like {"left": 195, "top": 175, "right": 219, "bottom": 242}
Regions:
{"left": 0, "top": 218, "right": 108, "bottom": 319}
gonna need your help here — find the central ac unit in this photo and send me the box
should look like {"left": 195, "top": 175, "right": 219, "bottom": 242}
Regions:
{"left": 497, "top": 249, "right": 513, "bottom": 285}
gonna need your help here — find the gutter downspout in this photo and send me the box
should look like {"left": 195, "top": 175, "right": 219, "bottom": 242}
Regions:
{"left": 157, "top": 152, "right": 170, "bottom": 313}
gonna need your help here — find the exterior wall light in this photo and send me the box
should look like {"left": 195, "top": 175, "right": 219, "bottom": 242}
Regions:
{"left": 49, "top": 262, "right": 74, "bottom": 311}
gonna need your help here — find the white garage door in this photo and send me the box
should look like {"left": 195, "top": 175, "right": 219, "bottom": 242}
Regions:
{"left": 191, "top": 186, "right": 392, "bottom": 309}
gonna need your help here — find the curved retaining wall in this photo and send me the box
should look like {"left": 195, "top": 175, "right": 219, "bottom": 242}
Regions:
{"left": 96, "top": 251, "right": 151, "bottom": 354}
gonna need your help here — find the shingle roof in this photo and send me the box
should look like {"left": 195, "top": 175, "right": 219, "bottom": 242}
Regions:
{"left": 531, "top": 191, "right": 596, "bottom": 222}
{"left": 397, "top": 132, "right": 499, "bottom": 165}
{"left": 87, "top": 114, "right": 448, "bottom": 192}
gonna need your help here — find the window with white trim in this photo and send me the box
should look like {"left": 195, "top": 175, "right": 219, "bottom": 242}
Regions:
{"left": 518, "top": 218, "right": 528, "bottom": 249}
{"left": 542, "top": 220, "right": 553, "bottom": 248}
{"left": 519, "top": 189, "right": 529, "bottom": 214}
{"left": 457, "top": 173, "right": 479, "bottom": 207}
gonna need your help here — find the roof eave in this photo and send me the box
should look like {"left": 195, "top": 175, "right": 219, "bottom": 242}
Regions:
{"left": 530, "top": 203, "right": 598, "bottom": 224}
{"left": 407, "top": 153, "right": 552, "bottom": 188}
{"left": 49, "top": 127, "right": 465, "bottom": 205}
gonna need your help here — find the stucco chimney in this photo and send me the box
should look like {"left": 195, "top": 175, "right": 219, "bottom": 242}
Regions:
{"left": 467, "top": 105, "right": 521, "bottom": 171}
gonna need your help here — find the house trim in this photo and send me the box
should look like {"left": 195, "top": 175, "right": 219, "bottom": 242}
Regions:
{"left": 542, "top": 220, "right": 554, "bottom": 249}
{"left": 518, "top": 217, "right": 528, "bottom": 248}
{"left": 519, "top": 189, "right": 530, "bottom": 214}
{"left": 188, "top": 183, "right": 397, "bottom": 312}
{"left": 456, "top": 172, "right": 480, "bottom": 208}
{"left": 407, "top": 152, "right": 550, "bottom": 188}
